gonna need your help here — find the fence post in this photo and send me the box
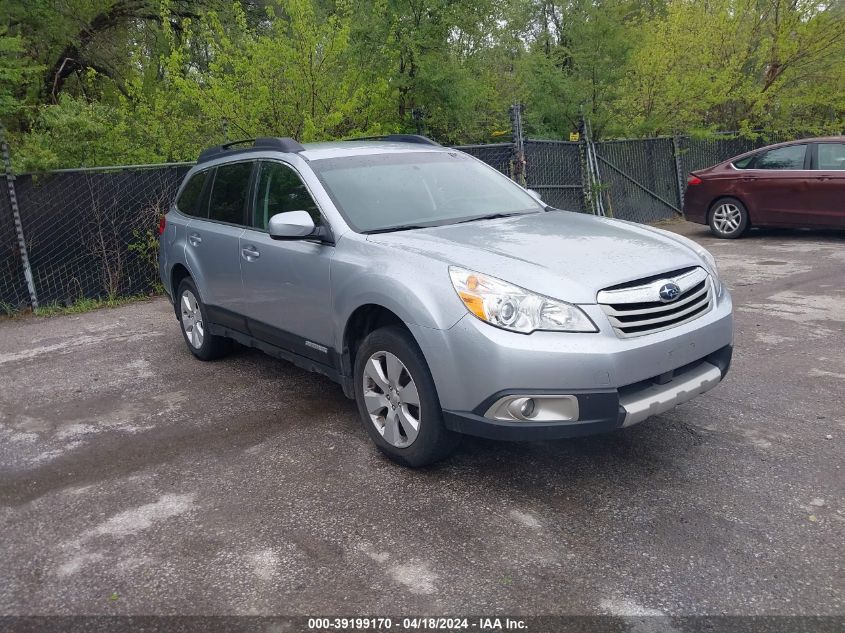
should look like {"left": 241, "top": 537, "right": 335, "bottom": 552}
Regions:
{"left": 577, "top": 117, "right": 592, "bottom": 214}
{"left": 509, "top": 103, "right": 527, "bottom": 186}
{"left": 580, "top": 114, "right": 607, "bottom": 217}
{"left": 0, "top": 129, "right": 38, "bottom": 310}
{"left": 672, "top": 134, "right": 686, "bottom": 213}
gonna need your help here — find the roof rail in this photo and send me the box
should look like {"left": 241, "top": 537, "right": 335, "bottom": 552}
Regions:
{"left": 345, "top": 134, "right": 440, "bottom": 147}
{"left": 197, "top": 137, "right": 306, "bottom": 164}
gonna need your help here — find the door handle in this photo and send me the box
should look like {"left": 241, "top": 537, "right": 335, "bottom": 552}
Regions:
{"left": 188, "top": 232, "right": 202, "bottom": 246}
{"left": 241, "top": 245, "right": 260, "bottom": 261}
{"left": 816, "top": 175, "right": 832, "bottom": 181}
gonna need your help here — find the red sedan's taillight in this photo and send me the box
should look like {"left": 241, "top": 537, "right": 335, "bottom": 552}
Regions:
{"left": 158, "top": 215, "right": 167, "bottom": 235}
{"left": 687, "top": 175, "right": 703, "bottom": 186}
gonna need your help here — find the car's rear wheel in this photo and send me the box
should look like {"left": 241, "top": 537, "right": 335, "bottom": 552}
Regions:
{"left": 709, "top": 198, "right": 749, "bottom": 239}
{"left": 353, "top": 326, "right": 460, "bottom": 467}
{"left": 176, "top": 278, "right": 231, "bottom": 361}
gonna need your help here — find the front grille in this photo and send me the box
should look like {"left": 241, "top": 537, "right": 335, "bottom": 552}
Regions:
{"left": 597, "top": 267, "right": 714, "bottom": 338}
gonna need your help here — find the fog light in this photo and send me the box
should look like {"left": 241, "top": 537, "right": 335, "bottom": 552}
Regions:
{"left": 507, "top": 397, "right": 536, "bottom": 420}
{"left": 487, "top": 395, "right": 579, "bottom": 422}
{"left": 520, "top": 398, "right": 535, "bottom": 417}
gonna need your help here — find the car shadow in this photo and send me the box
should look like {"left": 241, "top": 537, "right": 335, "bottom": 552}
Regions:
{"left": 178, "top": 319, "right": 721, "bottom": 494}
{"left": 226, "top": 338, "right": 713, "bottom": 487}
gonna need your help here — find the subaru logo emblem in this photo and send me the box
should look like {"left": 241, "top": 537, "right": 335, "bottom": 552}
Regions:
{"left": 658, "top": 282, "right": 681, "bottom": 302}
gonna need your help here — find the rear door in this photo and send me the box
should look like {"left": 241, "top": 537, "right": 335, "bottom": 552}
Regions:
{"left": 185, "top": 160, "right": 254, "bottom": 328}
{"left": 238, "top": 160, "right": 336, "bottom": 364}
{"left": 166, "top": 168, "right": 209, "bottom": 292}
{"left": 811, "top": 142, "right": 845, "bottom": 228}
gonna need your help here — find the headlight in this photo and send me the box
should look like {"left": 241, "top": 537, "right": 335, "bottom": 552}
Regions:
{"left": 449, "top": 267, "right": 597, "bottom": 333}
{"left": 695, "top": 245, "right": 719, "bottom": 278}
{"left": 692, "top": 245, "right": 722, "bottom": 295}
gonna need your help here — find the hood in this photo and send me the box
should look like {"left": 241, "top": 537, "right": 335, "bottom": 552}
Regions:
{"left": 367, "top": 211, "right": 704, "bottom": 304}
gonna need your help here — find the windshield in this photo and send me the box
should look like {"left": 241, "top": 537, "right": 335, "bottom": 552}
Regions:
{"left": 310, "top": 151, "right": 544, "bottom": 233}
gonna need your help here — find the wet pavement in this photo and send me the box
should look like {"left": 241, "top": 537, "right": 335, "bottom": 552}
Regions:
{"left": 0, "top": 221, "right": 843, "bottom": 617}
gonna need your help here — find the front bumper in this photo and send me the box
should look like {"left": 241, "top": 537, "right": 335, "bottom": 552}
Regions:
{"left": 410, "top": 289, "right": 733, "bottom": 441}
{"left": 442, "top": 345, "right": 732, "bottom": 440}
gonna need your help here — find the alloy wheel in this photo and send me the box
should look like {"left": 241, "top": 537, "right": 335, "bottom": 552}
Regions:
{"left": 362, "top": 351, "right": 422, "bottom": 448}
{"left": 712, "top": 203, "right": 742, "bottom": 235}
{"left": 180, "top": 289, "right": 204, "bottom": 349}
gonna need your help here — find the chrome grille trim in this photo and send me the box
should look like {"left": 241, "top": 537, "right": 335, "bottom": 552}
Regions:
{"left": 601, "top": 281, "right": 709, "bottom": 317}
{"left": 597, "top": 267, "right": 708, "bottom": 304}
{"left": 606, "top": 280, "right": 711, "bottom": 329}
{"left": 598, "top": 267, "right": 714, "bottom": 338}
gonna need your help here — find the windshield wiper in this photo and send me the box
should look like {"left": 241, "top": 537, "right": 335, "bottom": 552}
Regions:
{"left": 455, "top": 212, "right": 526, "bottom": 224}
{"left": 366, "top": 224, "right": 432, "bottom": 234}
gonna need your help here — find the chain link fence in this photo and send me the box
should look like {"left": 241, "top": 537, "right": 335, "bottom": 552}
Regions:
{"left": 2, "top": 165, "right": 190, "bottom": 312}
{"left": 523, "top": 140, "right": 585, "bottom": 212}
{"left": 0, "top": 120, "right": 816, "bottom": 313}
{"left": 456, "top": 140, "right": 585, "bottom": 211}
{"left": 0, "top": 174, "right": 29, "bottom": 312}
{"left": 594, "top": 137, "right": 682, "bottom": 223}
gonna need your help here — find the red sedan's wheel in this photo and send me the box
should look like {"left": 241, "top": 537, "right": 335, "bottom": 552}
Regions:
{"left": 709, "top": 198, "right": 749, "bottom": 239}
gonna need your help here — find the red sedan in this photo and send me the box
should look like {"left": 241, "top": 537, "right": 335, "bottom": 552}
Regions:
{"left": 683, "top": 136, "right": 845, "bottom": 238}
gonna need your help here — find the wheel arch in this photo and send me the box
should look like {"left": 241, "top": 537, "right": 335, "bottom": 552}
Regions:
{"left": 340, "top": 304, "right": 418, "bottom": 398}
{"left": 170, "top": 264, "right": 192, "bottom": 320}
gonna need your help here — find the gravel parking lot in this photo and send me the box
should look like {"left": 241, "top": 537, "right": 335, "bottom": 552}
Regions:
{"left": 1, "top": 221, "right": 843, "bottom": 618}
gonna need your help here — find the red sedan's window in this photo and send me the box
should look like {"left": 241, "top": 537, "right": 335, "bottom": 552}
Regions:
{"left": 755, "top": 145, "right": 806, "bottom": 170}
{"left": 733, "top": 156, "right": 754, "bottom": 169}
{"left": 818, "top": 143, "right": 845, "bottom": 170}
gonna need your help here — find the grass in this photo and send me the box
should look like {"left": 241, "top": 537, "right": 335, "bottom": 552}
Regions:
{"left": 1, "top": 293, "right": 159, "bottom": 319}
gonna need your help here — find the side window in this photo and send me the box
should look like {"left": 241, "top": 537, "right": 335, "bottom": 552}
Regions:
{"left": 732, "top": 155, "right": 754, "bottom": 169}
{"left": 208, "top": 161, "right": 253, "bottom": 225}
{"left": 176, "top": 171, "right": 208, "bottom": 217}
{"left": 817, "top": 143, "right": 845, "bottom": 170}
{"left": 754, "top": 145, "right": 806, "bottom": 170}
{"left": 253, "top": 161, "right": 321, "bottom": 230}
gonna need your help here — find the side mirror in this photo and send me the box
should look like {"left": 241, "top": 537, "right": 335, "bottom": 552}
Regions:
{"left": 526, "top": 189, "right": 544, "bottom": 203}
{"left": 268, "top": 211, "right": 316, "bottom": 239}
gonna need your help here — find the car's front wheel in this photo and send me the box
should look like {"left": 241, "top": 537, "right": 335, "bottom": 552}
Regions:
{"left": 176, "top": 278, "right": 232, "bottom": 361}
{"left": 709, "top": 198, "right": 749, "bottom": 238}
{"left": 353, "top": 326, "right": 460, "bottom": 467}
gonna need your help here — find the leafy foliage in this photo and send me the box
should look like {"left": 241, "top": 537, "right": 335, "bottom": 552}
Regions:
{"left": 1, "top": 0, "right": 843, "bottom": 169}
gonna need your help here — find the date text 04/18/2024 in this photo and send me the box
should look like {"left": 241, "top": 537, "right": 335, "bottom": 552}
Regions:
{"left": 307, "top": 617, "right": 528, "bottom": 630}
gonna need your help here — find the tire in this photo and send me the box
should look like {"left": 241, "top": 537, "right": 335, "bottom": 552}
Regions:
{"left": 709, "top": 197, "right": 749, "bottom": 239}
{"left": 353, "top": 326, "right": 460, "bottom": 467}
{"left": 175, "top": 278, "right": 232, "bottom": 361}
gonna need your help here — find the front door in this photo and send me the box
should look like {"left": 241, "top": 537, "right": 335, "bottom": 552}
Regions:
{"left": 238, "top": 160, "right": 335, "bottom": 365}
{"left": 741, "top": 143, "right": 812, "bottom": 226}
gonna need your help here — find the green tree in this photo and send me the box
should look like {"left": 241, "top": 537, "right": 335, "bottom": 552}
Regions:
{"left": 2, "top": 0, "right": 843, "bottom": 170}
{"left": 619, "top": 0, "right": 845, "bottom": 135}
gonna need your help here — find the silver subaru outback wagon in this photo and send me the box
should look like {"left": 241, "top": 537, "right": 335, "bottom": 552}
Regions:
{"left": 159, "top": 135, "right": 733, "bottom": 467}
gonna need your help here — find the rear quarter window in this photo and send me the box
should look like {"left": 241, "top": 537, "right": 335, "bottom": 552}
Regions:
{"left": 176, "top": 171, "right": 208, "bottom": 217}
{"left": 732, "top": 156, "right": 754, "bottom": 169}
